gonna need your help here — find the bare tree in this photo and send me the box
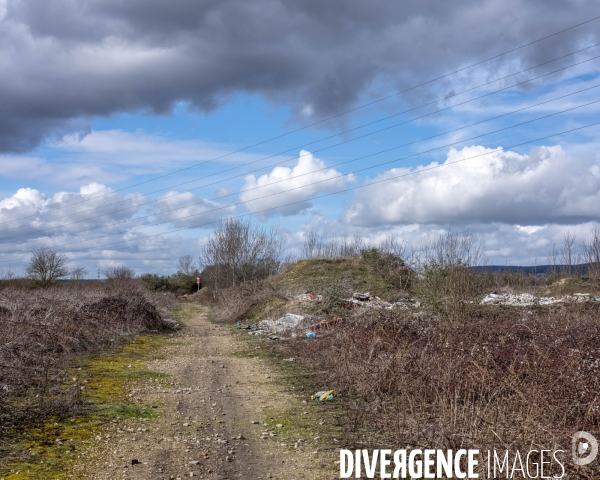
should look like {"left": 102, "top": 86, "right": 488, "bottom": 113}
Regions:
{"left": 69, "top": 266, "right": 88, "bottom": 282}
{"left": 560, "top": 230, "right": 579, "bottom": 276}
{"left": 301, "top": 229, "right": 363, "bottom": 260}
{"left": 26, "top": 247, "right": 69, "bottom": 287}
{"left": 583, "top": 227, "right": 600, "bottom": 281}
{"left": 102, "top": 265, "right": 135, "bottom": 281}
{"left": 378, "top": 234, "right": 408, "bottom": 259}
{"left": 199, "top": 218, "right": 284, "bottom": 292}
{"left": 418, "top": 230, "right": 486, "bottom": 270}
{"left": 2, "top": 270, "right": 16, "bottom": 280}
{"left": 177, "top": 255, "right": 197, "bottom": 276}
{"left": 547, "top": 243, "right": 559, "bottom": 276}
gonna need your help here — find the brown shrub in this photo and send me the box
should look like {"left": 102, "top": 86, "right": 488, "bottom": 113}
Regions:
{"left": 0, "top": 285, "right": 174, "bottom": 426}
{"left": 275, "top": 303, "right": 600, "bottom": 477}
{"left": 210, "top": 279, "right": 283, "bottom": 323}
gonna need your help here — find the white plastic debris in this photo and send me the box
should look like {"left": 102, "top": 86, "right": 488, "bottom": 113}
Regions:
{"left": 259, "top": 313, "right": 305, "bottom": 333}
{"left": 480, "top": 292, "right": 597, "bottom": 306}
{"left": 348, "top": 292, "right": 420, "bottom": 310}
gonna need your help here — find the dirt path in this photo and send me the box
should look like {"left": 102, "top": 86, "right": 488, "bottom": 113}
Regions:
{"left": 82, "top": 303, "right": 334, "bottom": 480}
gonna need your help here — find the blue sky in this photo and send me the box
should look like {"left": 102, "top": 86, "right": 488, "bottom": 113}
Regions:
{"left": 1, "top": 0, "right": 600, "bottom": 275}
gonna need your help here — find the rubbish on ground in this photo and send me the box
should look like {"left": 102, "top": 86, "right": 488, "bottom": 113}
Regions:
{"left": 480, "top": 292, "right": 600, "bottom": 306}
{"left": 239, "top": 324, "right": 260, "bottom": 330}
{"left": 259, "top": 313, "right": 305, "bottom": 333}
{"left": 295, "top": 293, "right": 324, "bottom": 302}
{"left": 310, "top": 317, "right": 346, "bottom": 331}
{"left": 306, "top": 331, "right": 316, "bottom": 338}
{"left": 353, "top": 292, "right": 371, "bottom": 301}
{"left": 312, "top": 390, "right": 335, "bottom": 401}
{"left": 346, "top": 293, "right": 420, "bottom": 310}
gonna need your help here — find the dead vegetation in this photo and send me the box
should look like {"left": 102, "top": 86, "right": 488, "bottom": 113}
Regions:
{"left": 277, "top": 303, "right": 600, "bottom": 477}
{"left": 0, "top": 283, "right": 175, "bottom": 432}
{"left": 204, "top": 237, "right": 600, "bottom": 476}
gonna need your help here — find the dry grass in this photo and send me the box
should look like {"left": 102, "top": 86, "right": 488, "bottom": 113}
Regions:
{"left": 208, "top": 256, "right": 600, "bottom": 477}
{"left": 538, "top": 276, "right": 600, "bottom": 297}
{"left": 275, "top": 303, "right": 600, "bottom": 477}
{"left": 208, "top": 279, "right": 284, "bottom": 323}
{"left": 273, "top": 258, "right": 400, "bottom": 300}
{"left": 0, "top": 283, "right": 176, "bottom": 430}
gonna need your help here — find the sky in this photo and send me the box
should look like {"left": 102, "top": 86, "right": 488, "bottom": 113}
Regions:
{"left": 1, "top": 0, "right": 600, "bottom": 276}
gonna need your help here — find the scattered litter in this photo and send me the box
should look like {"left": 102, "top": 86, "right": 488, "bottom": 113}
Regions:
{"left": 481, "top": 292, "right": 599, "bottom": 306}
{"left": 259, "top": 313, "right": 305, "bottom": 333}
{"left": 353, "top": 292, "right": 371, "bottom": 301}
{"left": 344, "top": 292, "right": 421, "bottom": 310}
{"left": 312, "top": 390, "right": 335, "bottom": 401}
{"left": 306, "top": 331, "right": 316, "bottom": 338}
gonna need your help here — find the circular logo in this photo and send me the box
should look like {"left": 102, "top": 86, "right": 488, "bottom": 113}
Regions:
{"left": 572, "top": 431, "right": 598, "bottom": 466}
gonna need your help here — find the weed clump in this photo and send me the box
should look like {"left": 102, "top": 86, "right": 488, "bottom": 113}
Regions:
{"left": 0, "top": 286, "right": 174, "bottom": 428}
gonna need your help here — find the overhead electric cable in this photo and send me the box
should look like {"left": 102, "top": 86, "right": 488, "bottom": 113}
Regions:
{"left": 1, "top": 14, "right": 598, "bottom": 224}
{"left": 0, "top": 119, "right": 597, "bottom": 265}
{"left": 3, "top": 46, "right": 599, "bottom": 234}
{"left": 3, "top": 81, "right": 599, "bottom": 243}
{"left": 1, "top": 97, "right": 597, "bottom": 259}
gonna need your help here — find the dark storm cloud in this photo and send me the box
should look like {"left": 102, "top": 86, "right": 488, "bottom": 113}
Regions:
{"left": 0, "top": 0, "right": 598, "bottom": 152}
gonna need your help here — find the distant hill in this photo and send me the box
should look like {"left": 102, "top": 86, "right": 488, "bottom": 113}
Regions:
{"left": 474, "top": 264, "right": 595, "bottom": 275}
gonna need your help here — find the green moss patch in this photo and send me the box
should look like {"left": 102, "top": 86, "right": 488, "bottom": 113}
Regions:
{"left": 0, "top": 334, "right": 172, "bottom": 480}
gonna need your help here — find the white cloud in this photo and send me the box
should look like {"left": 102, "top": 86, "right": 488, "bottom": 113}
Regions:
{"left": 52, "top": 129, "right": 272, "bottom": 168}
{"left": 0, "top": 183, "right": 145, "bottom": 242}
{"left": 240, "top": 150, "right": 355, "bottom": 217}
{"left": 343, "top": 144, "right": 600, "bottom": 227}
{"left": 0, "top": 153, "right": 126, "bottom": 186}
{"left": 0, "top": 128, "right": 294, "bottom": 188}
{"left": 152, "top": 191, "right": 236, "bottom": 228}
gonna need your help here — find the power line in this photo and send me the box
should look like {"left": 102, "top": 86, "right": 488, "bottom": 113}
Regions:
{"left": 1, "top": 120, "right": 597, "bottom": 265}
{"left": 3, "top": 45, "right": 599, "bottom": 235}
{"left": 1, "top": 98, "right": 597, "bottom": 260}
{"left": 3, "top": 81, "right": 599, "bottom": 244}
{"left": 2, "top": 14, "right": 598, "bottom": 225}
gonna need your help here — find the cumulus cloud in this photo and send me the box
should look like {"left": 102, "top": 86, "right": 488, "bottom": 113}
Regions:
{"left": 0, "top": 182, "right": 145, "bottom": 242}
{"left": 152, "top": 191, "right": 236, "bottom": 228}
{"left": 240, "top": 150, "right": 355, "bottom": 217}
{"left": 0, "top": 0, "right": 598, "bottom": 152}
{"left": 343, "top": 145, "right": 600, "bottom": 227}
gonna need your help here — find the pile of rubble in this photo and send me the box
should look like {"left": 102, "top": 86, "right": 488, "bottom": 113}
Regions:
{"left": 480, "top": 292, "right": 600, "bottom": 306}
{"left": 348, "top": 292, "right": 420, "bottom": 310}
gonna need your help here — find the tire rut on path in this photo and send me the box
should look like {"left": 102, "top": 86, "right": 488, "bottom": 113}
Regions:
{"left": 86, "top": 304, "right": 327, "bottom": 480}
